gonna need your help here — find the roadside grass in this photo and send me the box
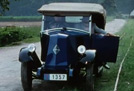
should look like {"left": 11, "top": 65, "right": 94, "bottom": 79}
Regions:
{"left": 0, "top": 16, "right": 41, "bottom": 21}
{"left": 0, "top": 26, "right": 40, "bottom": 46}
{"left": 94, "top": 19, "right": 134, "bottom": 91}
{"left": 117, "top": 19, "right": 134, "bottom": 91}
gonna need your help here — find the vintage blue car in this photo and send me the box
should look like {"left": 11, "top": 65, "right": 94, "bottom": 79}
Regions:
{"left": 19, "top": 3, "right": 119, "bottom": 91}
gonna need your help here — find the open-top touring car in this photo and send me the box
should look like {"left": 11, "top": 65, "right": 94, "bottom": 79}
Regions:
{"left": 19, "top": 3, "right": 119, "bottom": 91}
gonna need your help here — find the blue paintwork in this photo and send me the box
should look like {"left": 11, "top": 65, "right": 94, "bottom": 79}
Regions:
{"left": 37, "top": 67, "right": 41, "bottom": 76}
{"left": 69, "top": 69, "right": 73, "bottom": 77}
{"left": 44, "top": 74, "right": 50, "bottom": 80}
{"left": 45, "top": 33, "right": 68, "bottom": 69}
{"left": 91, "top": 34, "right": 119, "bottom": 63}
{"left": 43, "top": 30, "right": 91, "bottom": 70}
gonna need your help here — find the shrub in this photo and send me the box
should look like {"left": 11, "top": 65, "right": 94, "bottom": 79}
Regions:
{"left": 0, "top": 26, "right": 40, "bottom": 46}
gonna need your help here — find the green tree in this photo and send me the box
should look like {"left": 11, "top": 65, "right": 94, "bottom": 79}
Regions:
{"left": 0, "top": 0, "right": 9, "bottom": 15}
{"left": 0, "top": 0, "right": 17, "bottom": 15}
{"left": 101, "top": 0, "right": 118, "bottom": 15}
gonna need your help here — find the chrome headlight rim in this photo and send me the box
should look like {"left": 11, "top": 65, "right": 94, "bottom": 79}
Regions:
{"left": 28, "top": 44, "right": 36, "bottom": 53}
{"left": 77, "top": 45, "right": 86, "bottom": 54}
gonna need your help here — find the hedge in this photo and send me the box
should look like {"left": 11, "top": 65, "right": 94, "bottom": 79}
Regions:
{"left": 0, "top": 26, "right": 40, "bottom": 46}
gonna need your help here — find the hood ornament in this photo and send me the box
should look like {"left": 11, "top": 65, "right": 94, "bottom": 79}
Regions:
{"left": 53, "top": 45, "right": 60, "bottom": 55}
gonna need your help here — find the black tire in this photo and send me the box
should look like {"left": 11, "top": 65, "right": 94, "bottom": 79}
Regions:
{"left": 85, "top": 64, "right": 94, "bottom": 91}
{"left": 97, "top": 66, "right": 103, "bottom": 77}
{"left": 94, "top": 62, "right": 103, "bottom": 77}
{"left": 21, "top": 62, "right": 32, "bottom": 91}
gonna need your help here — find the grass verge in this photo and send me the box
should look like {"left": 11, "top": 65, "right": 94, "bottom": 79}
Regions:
{"left": 116, "top": 19, "right": 134, "bottom": 91}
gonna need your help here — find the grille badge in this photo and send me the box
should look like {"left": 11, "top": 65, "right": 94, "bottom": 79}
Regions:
{"left": 53, "top": 45, "right": 60, "bottom": 54}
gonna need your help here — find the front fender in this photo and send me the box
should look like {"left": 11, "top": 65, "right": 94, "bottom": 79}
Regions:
{"left": 19, "top": 47, "right": 32, "bottom": 62}
{"left": 80, "top": 50, "right": 96, "bottom": 63}
{"left": 19, "top": 46, "right": 42, "bottom": 69}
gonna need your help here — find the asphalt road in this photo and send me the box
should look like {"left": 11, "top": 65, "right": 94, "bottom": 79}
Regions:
{"left": 0, "top": 19, "right": 126, "bottom": 91}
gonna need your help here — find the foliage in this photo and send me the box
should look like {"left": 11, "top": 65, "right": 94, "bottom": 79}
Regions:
{"left": 0, "top": 26, "right": 40, "bottom": 46}
{"left": 4, "top": 0, "right": 44, "bottom": 16}
{"left": 0, "top": 0, "right": 9, "bottom": 15}
{"left": 101, "top": 0, "right": 118, "bottom": 15}
{"left": 0, "top": 0, "right": 18, "bottom": 15}
{"left": 115, "top": 0, "right": 134, "bottom": 14}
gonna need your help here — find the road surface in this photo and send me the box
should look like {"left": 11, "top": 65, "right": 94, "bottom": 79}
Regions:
{"left": 0, "top": 19, "right": 126, "bottom": 91}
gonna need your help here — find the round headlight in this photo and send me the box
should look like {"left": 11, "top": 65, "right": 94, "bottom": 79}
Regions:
{"left": 28, "top": 44, "right": 36, "bottom": 53}
{"left": 77, "top": 45, "right": 86, "bottom": 54}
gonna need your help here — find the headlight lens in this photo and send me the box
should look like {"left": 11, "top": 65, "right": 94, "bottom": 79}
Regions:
{"left": 28, "top": 44, "right": 36, "bottom": 53}
{"left": 77, "top": 45, "right": 86, "bottom": 54}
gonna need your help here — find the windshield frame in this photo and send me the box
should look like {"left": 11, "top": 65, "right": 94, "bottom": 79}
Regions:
{"left": 41, "top": 15, "right": 92, "bottom": 33}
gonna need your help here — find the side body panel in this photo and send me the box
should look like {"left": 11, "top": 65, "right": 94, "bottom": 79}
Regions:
{"left": 40, "top": 33, "right": 49, "bottom": 61}
{"left": 91, "top": 34, "right": 119, "bottom": 63}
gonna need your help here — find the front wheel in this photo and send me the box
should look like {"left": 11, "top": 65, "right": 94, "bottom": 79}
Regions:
{"left": 94, "top": 62, "right": 103, "bottom": 77}
{"left": 85, "top": 64, "right": 94, "bottom": 91}
{"left": 21, "top": 62, "right": 32, "bottom": 91}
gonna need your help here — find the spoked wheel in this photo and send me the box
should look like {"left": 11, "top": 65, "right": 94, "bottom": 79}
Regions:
{"left": 85, "top": 64, "right": 94, "bottom": 91}
{"left": 21, "top": 62, "right": 32, "bottom": 91}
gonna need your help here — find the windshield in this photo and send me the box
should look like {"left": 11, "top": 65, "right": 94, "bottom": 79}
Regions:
{"left": 42, "top": 16, "right": 91, "bottom": 32}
